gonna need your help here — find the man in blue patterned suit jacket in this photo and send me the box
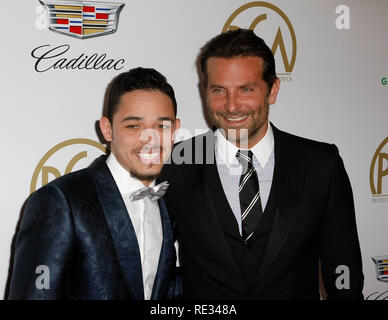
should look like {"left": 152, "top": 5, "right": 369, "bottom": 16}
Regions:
{"left": 8, "top": 68, "right": 181, "bottom": 300}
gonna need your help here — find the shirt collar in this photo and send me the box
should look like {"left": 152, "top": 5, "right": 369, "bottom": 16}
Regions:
{"left": 215, "top": 122, "right": 274, "bottom": 168}
{"left": 106, "top": 153, "right": 155, "bottom": 197}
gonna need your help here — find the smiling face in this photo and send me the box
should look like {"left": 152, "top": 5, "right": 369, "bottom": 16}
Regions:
{"left": 205, "top": 56, "right": 280, "bottom": 148}
{"left": 100, "top": 89, "right": 180, "bottom": 186}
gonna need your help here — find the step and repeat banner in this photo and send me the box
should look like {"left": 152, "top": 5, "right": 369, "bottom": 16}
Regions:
{"left": 0, "top": 0, "right": 387, "bottom": 299}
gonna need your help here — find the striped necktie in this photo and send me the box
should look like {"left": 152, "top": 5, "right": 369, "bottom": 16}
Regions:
{"left": 236, "top": 150, "right": 263, "bottom": 243}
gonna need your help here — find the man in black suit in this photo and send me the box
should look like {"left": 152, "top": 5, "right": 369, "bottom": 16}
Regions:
{"left": 8, "top": 68, "right": 181, "bottom": 299}
{"left": 160, "top": 29, "right": 364, "bottom": 299}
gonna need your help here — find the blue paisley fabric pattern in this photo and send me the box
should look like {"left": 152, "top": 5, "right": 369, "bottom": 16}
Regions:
{"left": 8, "top": 155, "right": 179, "bottom": 300}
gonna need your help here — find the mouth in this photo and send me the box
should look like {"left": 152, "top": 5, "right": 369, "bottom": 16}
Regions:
{"left": 226, "top": 115, "right": 248, "bottom": 121}
{"left": 136, "top": 151, "right": 162, "bottom": 165}
{"left": 222, "top": 115, "right": 249, "bottom": 125}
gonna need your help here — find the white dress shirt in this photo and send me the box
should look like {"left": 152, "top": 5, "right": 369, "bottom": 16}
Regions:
{"left": 106, "top": 153, "right": 163, "bottom": 300}
{"left": 215, "top": 123, "right": 275, "bottom": 235}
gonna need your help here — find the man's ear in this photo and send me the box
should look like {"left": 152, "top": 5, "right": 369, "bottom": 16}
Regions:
{"left": 171, "top": 118, "right": 181, "bottom": 142}
{"left": 99, "top": 117, "right": 113, "bottom": 142}
{"left": 268, "top": 78, "right": 280, "bottom": 105}
{"left": 175, "top": 118, "right": 181, "bottom": 131}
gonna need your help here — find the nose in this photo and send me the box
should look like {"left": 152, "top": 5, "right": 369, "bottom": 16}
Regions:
{"left": 140, "top": 128, "right": 160, "bottom": 147}
{"left": 225, "top": 91, "right": 239, "bottom": 114}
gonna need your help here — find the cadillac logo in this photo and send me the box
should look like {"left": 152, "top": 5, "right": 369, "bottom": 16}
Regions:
{"left": 372, "top": 255, "right": 388, "bottom": 282}
{"left": 39, "top": 0, "right": 124, "bottom": 39}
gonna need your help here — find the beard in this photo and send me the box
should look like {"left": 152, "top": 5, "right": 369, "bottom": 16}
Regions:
{"left": 207, "top": 99, "right": 270, "bottom": 147}
{"left": 129, "top": 145, "right": 164, "bottom": 182}
{"left": 129, "top": 169, "right": 158, "bottom": 183}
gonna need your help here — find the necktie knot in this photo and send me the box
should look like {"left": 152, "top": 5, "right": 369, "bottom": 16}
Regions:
{"left": 236, "top": 149, "right": 254, "bottom": 174}
{"left": 129, "top": 181, "right": 169, "bottom": 202}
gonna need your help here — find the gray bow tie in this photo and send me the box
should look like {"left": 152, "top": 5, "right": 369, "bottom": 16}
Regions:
{"left": 129, "top": 181, "right": 169, "bottom": 202}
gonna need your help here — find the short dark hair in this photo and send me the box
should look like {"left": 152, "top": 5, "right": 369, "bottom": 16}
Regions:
{"left": 199, "top": 29, "right": 277, "bottom": 90}
{"left": 106, "top": 67, "right": 177, "bottom": 123}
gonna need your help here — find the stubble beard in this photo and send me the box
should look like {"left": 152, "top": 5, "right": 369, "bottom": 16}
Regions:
{"left": 113, "top": 145, "right": 164, "bottom": 184}
{"left": 129, "top": 147, "right": 164, "bottom": 183}
{"left": 129, "top": 169, "right": 158, "bottom": 183}
{"left": 208, "top": 100, "right": 270, "bottom": 147}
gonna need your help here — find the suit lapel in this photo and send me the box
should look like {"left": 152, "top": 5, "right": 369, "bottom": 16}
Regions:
{"left": 88, "top": 156, "right": 144, "bottom": 300}
{"left": 202, "top": 163, "right": 241, "bottom": 273}
{"left": 188, "top": 132, "right": 242, "bottom": 277}
{"left": 257, "top": 125, "right": 305, "bottom": 279}
{"left": 151, "top": 197, "right": 174, "bottom": 300}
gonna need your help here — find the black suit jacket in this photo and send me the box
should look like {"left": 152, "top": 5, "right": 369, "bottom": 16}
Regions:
{"left": 160, "top": 124, "right": 364, "bottom": 299}
{"left": 8, "top": 155, "right": 178, "bottom": 300}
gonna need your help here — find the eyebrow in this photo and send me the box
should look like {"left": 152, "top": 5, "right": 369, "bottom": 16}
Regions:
{"left": 208, "top": 82, "right": 257, "bottom": 89}
{"left": 238, "top": 82, "right": 258, "bottom": 88}
{"left": 158, "top": 117, "right": 174, "bottom": 122}
{"left": 120, "top": 116, "right": 175, "bottom": 123}
{"left": 208, "top": 84, "right": 224, "bottom": 89}
{"left": 121, "top": 116, "right": 142, "bottom": 122}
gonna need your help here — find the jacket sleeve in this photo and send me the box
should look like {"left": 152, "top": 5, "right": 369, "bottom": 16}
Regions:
{"left": 170, "top": 266, "right": 183, "bottom": 300}
{"left": 8, "top": 184, "right": 75, "bottom": 300}
{"left": 319, "top": 145, "right": 364, "bottom": 300}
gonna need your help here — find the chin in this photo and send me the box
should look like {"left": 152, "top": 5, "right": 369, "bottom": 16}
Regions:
{"left": 129, "top": 167, "right": 161, "bottom": 183}
{"left": 139, "top": 164, "right": 163, "bottom": 176}
{"left": 225, "top": 129, "right": 248, "bottom": 140}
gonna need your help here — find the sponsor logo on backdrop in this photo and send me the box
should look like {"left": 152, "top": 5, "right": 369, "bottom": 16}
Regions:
{"left": 30, "top": 138, "right": 106, "bottom": 194}
{"left": 33, "top": 1, "right": 126, "bottom": 72}
{"left": 382, "top": 77, "right": 387, "bottom": 86}
{"left": 372, "top": 256, "right": 388, "bottom": 282}
{"left": 39, "top": 0, "right": 124, "bottom": 39}
{"left": 365, "top": 255, "right": 388, "bottom": 300}
{"left": 31, "top": 44, "right": 125, "bottom": 72}
{"left": 222, "top": 1, "right": 296, "bottom": 82}
{"left": 366, "top": 291, "right": 388, "bottom": 300}
{"left": 370, "top": 137, "right": 388, "bottom": 203}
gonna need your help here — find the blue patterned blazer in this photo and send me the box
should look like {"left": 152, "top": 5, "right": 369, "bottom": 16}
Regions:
{"left": 8, "top": 155, "right": 178, "bottom": 300}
